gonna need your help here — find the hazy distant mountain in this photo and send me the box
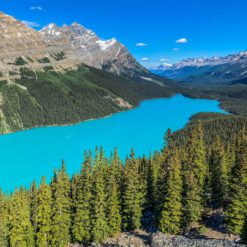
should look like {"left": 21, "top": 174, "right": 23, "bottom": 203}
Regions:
{"left": 151, "top": 51, "right": 247, "bottom": 85}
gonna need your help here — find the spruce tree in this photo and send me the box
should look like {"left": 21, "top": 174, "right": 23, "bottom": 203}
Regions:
{"left": 106, "top": 158, "right": 122, "bottom": 236}
{"left": 91, "top": 148, "right": 109, "bottom": 243}
{"left": 156, "top": 130, "right": 175, "bottom": 213}
{"left": 241, "top": 215, "right": 247, "bottom": 244}
{"left": 72, "top": 151, "right": 92, "bottom": 244}
{"left": 36, "top": 177, "right": 52, "bottom": 247}
{"left": 51, "top": 162, "right": 72, "bottom": 246}
{"left": 9, "top": 189, "right": 34, "bottom": 247}
{"left": 0, "top": 190, "right": 9, "bottom": 246}
{"left": 226, "top": 131, "right": 247, "bottom": 234}
{"left": 159, "top": 148, "right": 183, "bottom": 234}
{"left": 210, "top": 136, "right": 228, "bottom": 209}
{"left": 30, "top": 180, "right": 38, "bottom": 238}
{"left": 183, "top": 122, "right": 206, "bottom": 229}
{"left": 122, "top": 149, "right": 143, "bottom": 230}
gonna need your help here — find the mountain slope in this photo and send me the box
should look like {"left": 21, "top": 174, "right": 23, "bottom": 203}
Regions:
{"left": 40, "top": 22, "right": 148, "bottom": 76}
{"left": 0, "top": 11, "right": 175, "bottom": 133}
{"left": 151, "top": 51, "right": 247, "bottom": 85}
{"left": 0, "top": 65, "right": 172, "bottom": 133}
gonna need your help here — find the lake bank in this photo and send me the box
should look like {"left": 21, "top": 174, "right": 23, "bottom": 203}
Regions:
{"left": 0, "top": 94, "right": 226, "bottom": 192}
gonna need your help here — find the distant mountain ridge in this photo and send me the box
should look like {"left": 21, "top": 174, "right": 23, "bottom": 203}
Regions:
{"left": 151, "top": 51, "right": 247, "bottom": 84}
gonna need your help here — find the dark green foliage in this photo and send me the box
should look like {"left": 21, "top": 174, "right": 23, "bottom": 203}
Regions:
{"left": 226, "top": 130, "right": 247, "bottom": 234}
{"left": 9, "top": 189, "right": 34, "bottom": 247}
{"left": 72, "top": 152, "right": 92, "bottom": 243}
{"left": 0, "top": 80, "right": 7, "bottom": 87}
{"left": 183, "top": 123, "right": 206, "bottom": 229}
{"left": 91, "top": 148, "right": 109, "bottom": 243}
{"left": 241, "top": 216, "right": 247, "bottom": 244}
{"left": 159, "top": 147, "right": 183, "bottom": 234}
{"left": 37, "top": 57, "right": 50, "bottom": 64}
{"left": 36, "top": 177, "right": 52, "bottom": 247}
{"left": 51, "top": 163, "right": 72, "bottom": 246}
{"left": 179, "top": 84, "right": 247, "bottom": 115}
{"left": 209, "top": 136, "right": 229, "bottom": 209}
{"left": 30, "top": 181, "right": 38, "bottom": 238}
{"left": 0, "top": 114, "right": 246, "bottom": 245}
{"left": 0, "top": 64, "right": 172, "bottom": 133}
{"left": 122, "top": 150, "right": 143, "bottom": 230}
{"left": 9, "top": 70, "right": 18, "bottom": 76}
{"left": 19, "top": 67, "right": 36, "bottom": 78}
{"left": 106, "top": 156, "right": 122, "bottom": 236}
{"left": 0, "top": 190, "right": 9, "bottom": 246}
{"left": 43, "top": 66, "right": 54, "bottom": 72}
{"left": 15, "top": 57, "right": 28, "bottom": 66}
{"left": 51, "top": 52, "right": 66, "bottom": 61}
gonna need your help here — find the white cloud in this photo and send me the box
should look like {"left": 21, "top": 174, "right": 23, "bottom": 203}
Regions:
{"left": 160, "top": 58, "right": 169, "bottom": 62}
{"left": 136, "top": 42, "right": 147, "bottom": 47}
{"left": 30, "top": 6, "right": 43, "bottom": 11}
{"left": 141, "top": 57, "right": 149, "bottom": 61}
{"left": 173, "top": 48, "right": 180, "bottom": 52}
{"left": 21, "top": 20, "right": 40, "bottom": 28}
{"left": 176, "top": 38, "right": 188, "bottom": 44}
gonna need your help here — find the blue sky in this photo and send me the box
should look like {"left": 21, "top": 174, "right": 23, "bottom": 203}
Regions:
{"left": 1, "top": 0, "right": 247, "bottom": 66}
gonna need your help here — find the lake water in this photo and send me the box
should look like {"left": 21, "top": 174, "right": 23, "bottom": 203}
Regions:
{"left": 0, "top": 94, "right": 226, "bottom": 192}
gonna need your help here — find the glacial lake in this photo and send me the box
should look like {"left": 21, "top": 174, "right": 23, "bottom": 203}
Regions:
{"left": 0, "top": 94, "right": 226, "bottom": 192}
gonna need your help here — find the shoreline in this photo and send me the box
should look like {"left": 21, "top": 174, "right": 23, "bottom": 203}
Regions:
{"left": 0, "top": 93, "right": 227, "bottom": 136}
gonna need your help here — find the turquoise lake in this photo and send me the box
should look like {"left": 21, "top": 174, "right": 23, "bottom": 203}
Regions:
{"left": 0, "top": 94, "right": 226, "bottom": 192}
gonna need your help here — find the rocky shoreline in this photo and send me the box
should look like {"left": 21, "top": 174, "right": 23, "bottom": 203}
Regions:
{"left": 69, "top": 231, "right": 245, "bottom": 247}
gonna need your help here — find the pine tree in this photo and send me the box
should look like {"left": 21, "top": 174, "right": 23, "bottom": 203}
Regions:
{"left": 159, "top": 148, "right": 183, "bottom": 234}
{"left": 106, "top": 156, "right": 122, "bottom": 236}
{"left": 9, "top": 189, "right": 34, "bottom": 247}
{"left": 0, "top": 190, "right": 9, "bottom": 246}
{"left": 241, "top": 215, "right": 247, "bottom": 244}
{"left": 122, "top": 149, "right": 143, "bottom": 230}
{"left": 30, "top": 180, "right": 38, "bottom": 238}
{"left": 226, "top": 131, "right": 247, "bottom": 234}
{"left": 91, "top": 148, "right": 109, "bottom": 243}
{"left": 72, "top": 151, "right": 92, "bottom": 244}
{"left": 51, "top": 162, "right": 72, "bottom": 247}
{"left": 210, "top": 136, "right": 229, "bottom": 209}
{"left": 146, "top": 152, "right": 162, "bottom": 211}
{"left": 183, "top": 122, "right": 206, "bottom": 229}
{"left": 36, "top": 176, "right": 52, "bottom": 247}
{"left": 155, "top": 130, "right": 176, "bottom": 219}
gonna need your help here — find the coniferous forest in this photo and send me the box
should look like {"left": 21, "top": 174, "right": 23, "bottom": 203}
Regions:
{"left": 0, "top": 115, "right": 247, "bottom": 246}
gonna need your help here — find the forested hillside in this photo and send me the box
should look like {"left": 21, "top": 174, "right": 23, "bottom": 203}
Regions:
{"left": 0, "top": 114, "right": 246, "bottom": 246}
{"left": 179, "top": 84, "right": 247, "bottom": 115}
{"left": 0, "top": 64, "right": 174, "bottom": 134}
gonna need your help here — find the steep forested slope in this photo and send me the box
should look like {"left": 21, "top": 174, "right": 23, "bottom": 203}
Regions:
{"left": 0, "top": 65, "right": 174, "bottom": 133}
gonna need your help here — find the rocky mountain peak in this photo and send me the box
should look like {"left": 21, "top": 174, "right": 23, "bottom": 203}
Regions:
{"left": 0, "top": 11, "right": 148, "bottom": 77}
{"left": 0, "top": 12, "right": 46, "bottom": 58}
{"left": 0, "top": 12, "right": 16, "bottom": 23}
{"left": 40, "top": 21, "right": 146, "bottom": 75}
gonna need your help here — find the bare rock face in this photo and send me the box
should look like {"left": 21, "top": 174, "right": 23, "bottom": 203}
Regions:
{"left": 0, "top": 12, "right": 82, "bottom": 78}
{"left": 0, "top": 11, "right": 148, "bottom": 78}
{"left": 151, "top": 232, "right": 245, "bottom": 247}
{"left": 0, "top": 12, "right": 46, "bottom": 57}
{"left": 40, "top": 22, "right": 147, "bottom": 75}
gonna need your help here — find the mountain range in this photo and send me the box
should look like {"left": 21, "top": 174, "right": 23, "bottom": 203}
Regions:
{"left": 0, "top": 12, "right": 174, "bottom": 134}
{"left": 151, "top": 51, "right": 247, "bottom": 85}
